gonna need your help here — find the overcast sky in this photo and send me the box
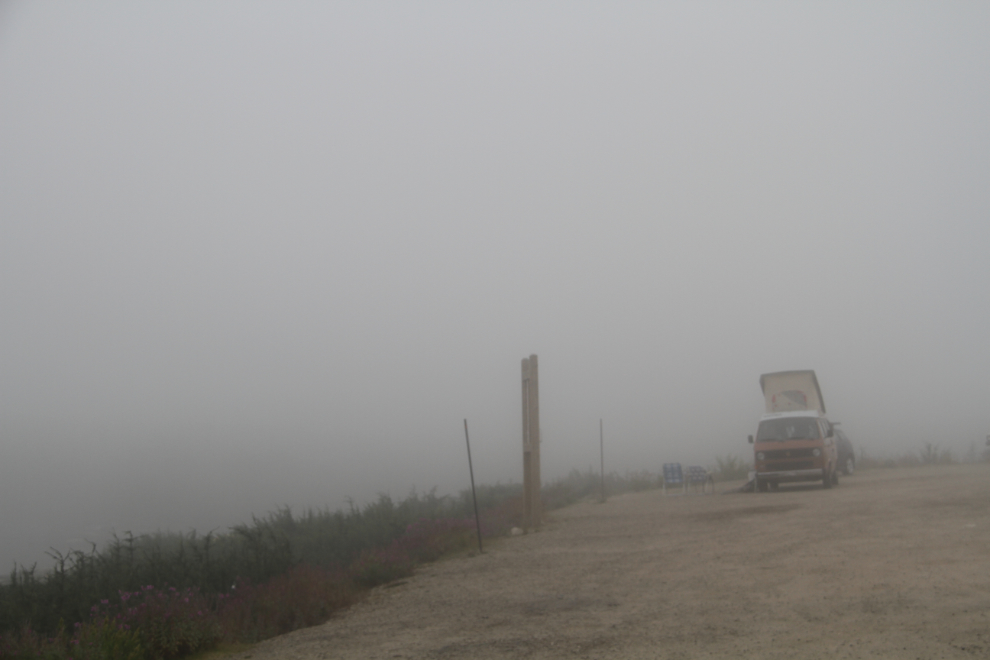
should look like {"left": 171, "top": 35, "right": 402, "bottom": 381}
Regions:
{"left": 2, "top": 2, "right": 988, "bottom": 569}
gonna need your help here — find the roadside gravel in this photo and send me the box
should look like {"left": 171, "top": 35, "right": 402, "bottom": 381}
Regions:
{"left": 235, "top": 464, "right": 990, "bottom": 659}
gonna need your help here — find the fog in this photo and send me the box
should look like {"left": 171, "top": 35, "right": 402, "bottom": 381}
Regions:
{"left": 2, "top": 2, "right": 988, "bottom": 570}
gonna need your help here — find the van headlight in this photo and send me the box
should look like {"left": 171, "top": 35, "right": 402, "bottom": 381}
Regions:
{"left": 812, "top": 448, "right": 821, "bottom": 457}
{"left": 756, "top": 452, "right": 765, "bottom": 460}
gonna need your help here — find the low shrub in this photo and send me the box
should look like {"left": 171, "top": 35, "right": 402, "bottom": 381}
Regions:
{"left": 73, "top": 618, "right": 145, "bottom": 660}
{"left": 477, "top": 495, "right": 523, "bottom": 537}
{"left": 919, "top": 442, "right": 954, "bottom": 465}
{"left": 0, "top": 624, "right": 66, "bottom": 660}
{"left": 713, "top": 455, "right": 751, "bottom": 482}
{"left": 0, "top": 470, "right": 671, "bottom": 659}
{"left": 89, "top": 585, "right": 220, "bottom": 660}
{"left": 347, "top": 516, "right": 478, "bottom": 588}
{"left": 541, "top": 468, "right": 660, "bottom": 510}
{"left": 0, "top": 617, "right": 144, "bottom": 660}
{"left": 348, "top": 547, "right": 414, "bottom": 589}
{"left": 216, "top": 565, "right": 355, "bottom": 643}
{"left": 626, "top": 471, "right": 656, "bottom": 492}
{"left": 398, "top": 518, "right": 475, "bottom": 563}
{"left": 857, "top": 445, "right": 958, "bottom": 471}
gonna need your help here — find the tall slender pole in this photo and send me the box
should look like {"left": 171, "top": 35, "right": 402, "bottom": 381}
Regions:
{"left": 464, "top": 419, "right": 483, "bottom": 554}
{"left": 521, "top": 355, "right": 541, "bottom": 530}
{"left": 599, "top": 418, "right": 606, "bottom": 503}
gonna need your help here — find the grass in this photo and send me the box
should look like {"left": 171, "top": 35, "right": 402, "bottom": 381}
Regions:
{"left": 0, "top": 488, "right": 490, "bottom": 659}
{"left": 0, "top": 472, "right": 650, "bottom": 659}
{"left": 542, "top": 468, "right": 658, "bottom": 510}
{"left": 710, "top": 442, "right": 989, "bottom": 479}
{"left": 0, "top": 518, "right": 469, "bottom": 660}
{"left": 25, "top": 451, "right": 976, "bottom": 660}
{"left": 711, "top": 455, "right": 751, "bottom": 482}
{"left": 853, "top": 442, "right": 988, "bottom": 470}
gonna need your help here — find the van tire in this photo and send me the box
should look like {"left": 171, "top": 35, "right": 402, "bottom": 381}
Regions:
{"left": 831, "top": 469, "right": 839, "bottom": 486}
{"left": 843, "top": 457, "right": 855, "bottom": 476}
{"left": 822, "top": 469, "right": 832, "bottom": 489}
{"left": 757, "top": 479, "right": 769, "bottom": 492}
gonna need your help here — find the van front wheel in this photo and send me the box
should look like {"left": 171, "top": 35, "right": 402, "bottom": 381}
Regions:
{"left": 823, "top": 469, "right": 832, "bottom": 489}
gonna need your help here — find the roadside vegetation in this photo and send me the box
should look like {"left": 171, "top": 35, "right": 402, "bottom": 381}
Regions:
{"left": 711, "top": 455, "right": 751, "bottom": 482}
{"left": 713, "top": 439, "right": 990, "bottom": 481}
{"left": 0, "top": 472, "right": 656, "bottom": 660}
{"left": 856, "top": 441, "right": 990, "bottom": 470}
{"left": 5, "top": 446, "right": 985, "bottom": 660}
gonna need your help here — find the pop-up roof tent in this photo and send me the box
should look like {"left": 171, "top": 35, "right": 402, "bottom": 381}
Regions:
{"left": 760, "top": 370, "right": 826, "bottom": 415}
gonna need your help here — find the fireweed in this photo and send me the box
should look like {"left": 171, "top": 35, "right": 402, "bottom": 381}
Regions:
{"left": 3, "top": 472, "right": 668, "bottom": 659}
{"left": 88, "top": 585, "right": 220, "bottom": 660}
{"left": 215, "top": 564, "right": 355, "bottom": 643}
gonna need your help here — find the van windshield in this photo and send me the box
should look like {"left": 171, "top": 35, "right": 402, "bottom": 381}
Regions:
{"left": 756, "top": 418, "right": 821, "bottom": 442}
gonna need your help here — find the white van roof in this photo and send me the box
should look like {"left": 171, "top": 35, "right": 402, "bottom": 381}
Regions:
{"left": 759, "top": 370, "right": 826, "bottom": 414}
{"left": 760, "top": 410, "right": 826, "bottom": 421}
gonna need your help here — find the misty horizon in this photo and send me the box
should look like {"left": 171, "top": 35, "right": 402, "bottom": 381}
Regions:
{"left": 2, "top": 2, "right": 988, "bottom": 570}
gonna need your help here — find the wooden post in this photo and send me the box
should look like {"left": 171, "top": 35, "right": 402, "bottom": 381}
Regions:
{"left": 463, "top": 419, "right": 483, "bottom": 554}
{"left": 600, "top": 418, "right": 606, "bottom": 503}
{"left": 521, "top": 355, "right": 541, "bottom": 530}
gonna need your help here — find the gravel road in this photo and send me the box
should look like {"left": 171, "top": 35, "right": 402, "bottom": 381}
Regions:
{"left": 236, "top": 463, "right": 990, "bottom": 659}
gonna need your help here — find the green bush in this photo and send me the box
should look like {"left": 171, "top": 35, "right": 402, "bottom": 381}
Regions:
{"left": 348, "top": 548, "right": 414, "bottom": 589}
{"left": 857, "top": 445, "right": 959, "bottom": 471}
{"left": 713, "top": 455, "right": 751, "bottom": 482}
{"left": 919, "top": 442, "right": 954, "bottom": 465}
{"left": 216, "top": 565, "right": 356, "bottom": 643}
{"left": 0, "top": 489, "right": 489, "bottom": 639}
{"left": 73, "top": 618, "right": 144, "bottom": 660}
{"left": 104, "top": 586, "right": 220, "bottom": 660}
{"left": 0, "top": 618, "right": 143, "bottom": 660}
{"left": 0, "top": 473, "right": 608, "bottom": 653}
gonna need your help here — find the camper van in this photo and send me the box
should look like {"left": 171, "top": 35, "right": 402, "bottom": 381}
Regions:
{"left": 748, "top": 370, "right": 838, "bottom": 491}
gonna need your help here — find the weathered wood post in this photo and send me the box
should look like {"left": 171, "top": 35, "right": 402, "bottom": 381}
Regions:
{"left": 521, "top": 354, "right": 541, "bottom": 530}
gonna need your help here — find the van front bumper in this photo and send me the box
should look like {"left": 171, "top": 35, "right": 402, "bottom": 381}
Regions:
{"left": 755, "top": 469, "right": 824, "bottom": 483}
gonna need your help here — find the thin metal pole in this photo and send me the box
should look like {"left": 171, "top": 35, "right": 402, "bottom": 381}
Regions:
{"left": 464, "top": 419, "right": 483, "bottom": 554}
{"left": 599, "top": 418, "right": 606, "bottom": 503}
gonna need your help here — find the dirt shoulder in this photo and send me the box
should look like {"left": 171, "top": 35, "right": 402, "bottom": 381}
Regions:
{"left": 238, "top": 464, "right": 990, "bottom": 659}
